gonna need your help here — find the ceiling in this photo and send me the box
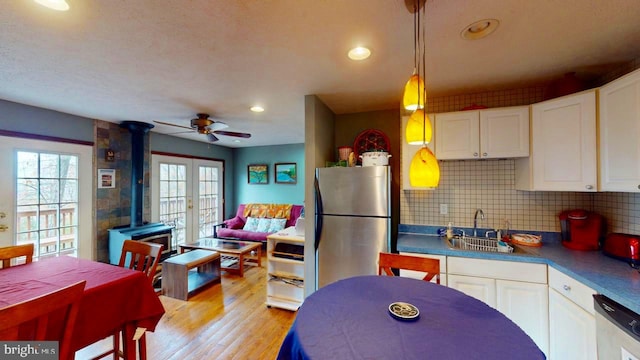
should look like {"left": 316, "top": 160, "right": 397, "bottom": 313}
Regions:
{"left": 1, "top": 1, "right": 639, "bottom": 148}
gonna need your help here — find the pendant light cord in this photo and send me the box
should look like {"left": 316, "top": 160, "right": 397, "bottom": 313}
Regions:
{"left": 421, "top": 0, "right": 427, "bottom": 146}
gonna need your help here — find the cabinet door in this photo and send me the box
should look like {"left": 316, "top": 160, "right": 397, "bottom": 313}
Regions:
{"left": 401, "top": 114, "right": 435, "bottom": 190}
{"left": 435, "top": 111, "right": 480, "bottom": 159}
{"left": 548, "top": 288, "right": 597, "bottom": 360}
{"left": 599, "top": 68, "right": 640, "bottom": 192}
{"left": 447, "top": 274, "right": 496, "bottom": 308}
{"left": 530, "top": 90, "right": 597, "bottom": 191}
{"left": 497, "top": 280, "right": 549, "bottom": 358}
{"left": 480, "top": 106, "right": 529, "bottom": 158}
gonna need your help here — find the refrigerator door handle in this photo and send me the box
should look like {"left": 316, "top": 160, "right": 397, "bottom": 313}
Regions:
{"left": 314, "top": 176, "right": 323, "bottom": 250}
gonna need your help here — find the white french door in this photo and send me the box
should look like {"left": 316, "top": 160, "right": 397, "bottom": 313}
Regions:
{"left": 151, "top": 154, "right": 223, "bottom": 250}
{"left": 0, "top": 136, "right": 93, "bottom": 260}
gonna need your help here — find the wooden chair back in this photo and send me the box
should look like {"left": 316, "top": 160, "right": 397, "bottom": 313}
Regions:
{"left": 0, "top": 243, "right": 34, "bottom": 269}
{"left": 118, "top": 240, "right": 164, "bottom": 284}
{"left": 0, "top": 280, "right": 86, "bottom": 360}
{"left": 378, "top": 252, "right": 440, "bottom": 284}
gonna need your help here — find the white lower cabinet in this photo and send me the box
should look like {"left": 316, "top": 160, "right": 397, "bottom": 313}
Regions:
{"left": 447, "top": 257, "right": 549, "bottom": 358}
{"left": 447, "top": 274, "right": 495, "bottom": 305}
{"left": 548, "top": 267, "right": 597, "bottom": 360}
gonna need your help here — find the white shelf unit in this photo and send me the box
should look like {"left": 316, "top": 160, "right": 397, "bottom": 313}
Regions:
{"left": 266, "top": 226, "right": 305, "bottom": 311}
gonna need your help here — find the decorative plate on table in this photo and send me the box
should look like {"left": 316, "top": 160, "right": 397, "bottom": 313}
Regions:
{"left": 388, "top": 302, "right": 420, "bottom": 321}
{"left": 353, "top": 129, "right": 390, "bottom": 163}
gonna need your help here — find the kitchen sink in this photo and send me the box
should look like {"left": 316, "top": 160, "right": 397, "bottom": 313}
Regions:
{"left": 444, "top": 236, "right": 534, "bottom": 255}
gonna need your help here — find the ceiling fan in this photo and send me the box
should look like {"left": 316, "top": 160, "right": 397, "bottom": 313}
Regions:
{"left": 154, "top": 113, "right": 251, "bottom": 142}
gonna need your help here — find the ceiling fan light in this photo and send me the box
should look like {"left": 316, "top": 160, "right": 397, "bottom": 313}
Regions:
{"left": 406, "top": 109, "right": 432, "bottom": 145}
{"left": 34, "top": 0, "right": 69, "bottom": 11}
{"left": 409, "top": 146, "right": 440, "bottom": 188}
{"left": 402, "top": 73, "right": 425, "bottom": 111}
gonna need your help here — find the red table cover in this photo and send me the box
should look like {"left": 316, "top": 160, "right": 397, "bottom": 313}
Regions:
{"left": 0, "top": 256, "right": 165, "bottom": 351}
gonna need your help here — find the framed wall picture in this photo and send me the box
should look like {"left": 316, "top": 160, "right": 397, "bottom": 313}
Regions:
{"left": 248, "top": 164, "right": 269, "bottom": 184}
{"left": 98, "top": 169, "right": 116, "bottom": 189}
{"left": 275, "top": 163, "right": 297, "bottom": 184}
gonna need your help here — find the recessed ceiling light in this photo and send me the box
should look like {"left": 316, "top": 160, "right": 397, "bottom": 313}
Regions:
{"left": 250, "top": 106, "right": 265, "bottom": 113}
{"left": 461, "top": 19, "right": 499, "bottom": 40}
{"left": 348, "top": 47, "right": 371, "bottom": 61}
{"left": 34, "top": 0, "right": 70, "bottom": 11}
{"left": 233, "top": 139, "right": 241, "bottom": 143}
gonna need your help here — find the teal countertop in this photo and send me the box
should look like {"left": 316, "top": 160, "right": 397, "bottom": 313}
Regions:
{"left": 398, "top": 229, "right": 640, "bottom": 315}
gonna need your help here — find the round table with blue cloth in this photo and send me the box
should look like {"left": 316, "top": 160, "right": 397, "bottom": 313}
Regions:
{"left": 277, "top": 275, "right": 545, "bottom": 360}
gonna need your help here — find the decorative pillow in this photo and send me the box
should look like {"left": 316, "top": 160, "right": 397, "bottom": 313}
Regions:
{"left": 243, "top": 217, "right": 260, "bottom": 232}
{"left": 224, "top": 216, "right": 245, "bottom": 230}
{"left": 268, "top": 218, "right": 287, "bottom": 233}
{"left": 256, "top": 218, "right": 272, "bottom": 233}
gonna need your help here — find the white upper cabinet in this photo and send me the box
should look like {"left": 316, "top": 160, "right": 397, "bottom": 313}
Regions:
{"left": 435, "top": 110, "right": 480, "bottom": 159}
{"left": 435, "top": 106, "right": 529, "bottom": 160}
{"left": 599, "top": 68, "right": 640, "bottom": 192}
{"left": 401, "top": 114, "right": 435, "bottom": 190}
{"left": 515, "top": 90, "right": 597, "bottom": 191}
{"left": 480, "top": 106, "right": 529, "bottom": 158}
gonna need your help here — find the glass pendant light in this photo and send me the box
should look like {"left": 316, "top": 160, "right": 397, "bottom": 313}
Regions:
{"left": 405, "top": 109, "right": 432, "bottom": 145}
{"left": 409, "top": 146, "right": 440, "bottom": 187}
{"left": 403, "top": 73, "right": 425, "bottom": 111}
{"left": 405, "top": 0, "right": 440, "bottom": 188}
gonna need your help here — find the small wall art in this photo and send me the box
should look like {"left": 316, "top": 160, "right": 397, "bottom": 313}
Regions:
{"left": 248, "top": 164, "right": 269, "bottom": 184}
{"left": 98, "top": 169, "right": 116, "bottom": 189}
{"left": 275, "top": 162, "right": 297, "bottom": 184}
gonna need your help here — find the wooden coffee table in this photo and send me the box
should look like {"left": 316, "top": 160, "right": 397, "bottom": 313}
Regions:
{"left": 179, "top": 238, "right": 262, "bottom": 277}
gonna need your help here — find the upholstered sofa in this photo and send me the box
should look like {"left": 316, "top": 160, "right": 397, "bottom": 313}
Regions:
{"left": 214, "top": 203, "right": 304, "bottom": 242}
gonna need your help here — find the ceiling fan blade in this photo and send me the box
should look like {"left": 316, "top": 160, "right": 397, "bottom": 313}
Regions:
{"left": 207, "top": 133, "right": 219, "bottom": 142}
{"left": 207, "top": 121, "right": 229, "bottom": 131}
{"left": 153, "top": 120, "right": 193, "bottom": 130}
{"left": 213, "top": 130, "right": 251, "bottom": 138}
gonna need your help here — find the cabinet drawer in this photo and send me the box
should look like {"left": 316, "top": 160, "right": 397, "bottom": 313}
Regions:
{"left": 448, "top": 257, "right": 547, "bottom": 284}
{"left": 548, "top": 267, "right": 595, "bottom": 315}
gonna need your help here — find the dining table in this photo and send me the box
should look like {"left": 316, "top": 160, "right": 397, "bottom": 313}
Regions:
{"left": 277, "top": 275, "right": 546, "bottom": 360}
{"left": 0, "top": 255, "right": 165, "bottom": 359}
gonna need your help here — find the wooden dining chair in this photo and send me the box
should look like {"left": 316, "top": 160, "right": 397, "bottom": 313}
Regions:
{"left": 0, "top": 243, "right": 34, "bottom": 269}
{"left": 378, "top": 252, "right": 441, "bottom": 284}
{"left": 0, "top": 280, "right": 86, "bottom": 360}
{"left": 93, "top": 240, "right": 163, "bottom": 360}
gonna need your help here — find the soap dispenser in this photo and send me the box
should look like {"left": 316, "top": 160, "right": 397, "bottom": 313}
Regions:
{"left": 446, "top": 222, "right": 453, "bottom": 240}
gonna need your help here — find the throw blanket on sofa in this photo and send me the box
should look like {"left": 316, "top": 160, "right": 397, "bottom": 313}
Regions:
{"left": 243, "top": 203, "right": 293, "bottom": 219}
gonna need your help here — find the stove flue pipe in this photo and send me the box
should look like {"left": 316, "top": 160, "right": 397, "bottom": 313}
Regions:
{"left": 120, "top": 121, "right": 154, "bottom": 227}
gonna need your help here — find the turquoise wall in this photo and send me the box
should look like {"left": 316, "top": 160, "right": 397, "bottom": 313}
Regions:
{"left": 233, "top": 143, "right": 305, "bottom": 208}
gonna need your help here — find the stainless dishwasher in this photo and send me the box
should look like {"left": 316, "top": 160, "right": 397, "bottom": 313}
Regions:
{"left": 594, "top": 294, "right": 640, "bottom": 359}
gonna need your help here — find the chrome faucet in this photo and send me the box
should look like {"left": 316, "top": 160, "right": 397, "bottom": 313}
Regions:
{"left": 473, "top": 209, "right": 485, "bottom": 237}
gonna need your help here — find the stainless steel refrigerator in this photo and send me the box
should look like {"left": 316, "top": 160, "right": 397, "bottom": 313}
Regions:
{"left": 315, "top": 166, "right": 391, "bottom": 289}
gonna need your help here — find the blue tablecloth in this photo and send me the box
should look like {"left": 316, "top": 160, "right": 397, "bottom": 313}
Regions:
{"left": 278, "top": 276, "right": 545, "bottom": 360}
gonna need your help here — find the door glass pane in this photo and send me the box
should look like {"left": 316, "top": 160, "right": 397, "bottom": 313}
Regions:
{"left": 158, "top": 162, "right": 187, "bottom": 249}
{"left": 198, "top": 165, "right": 220, "bottom": 238}
{"left": 15, "top": 151, "right": 79, "bottom": 258}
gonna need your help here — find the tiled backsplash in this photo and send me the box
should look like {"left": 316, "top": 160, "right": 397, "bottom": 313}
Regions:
{"left": 401, "top": 60, "right": 640, "bottom": 236}
{"left": 401, "top": 159, "right": 640, "bottom": 235}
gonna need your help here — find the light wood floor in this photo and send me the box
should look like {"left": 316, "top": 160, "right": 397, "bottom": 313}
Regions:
{"left": 76, "top": 256, "right": 297, "bottom": 360}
